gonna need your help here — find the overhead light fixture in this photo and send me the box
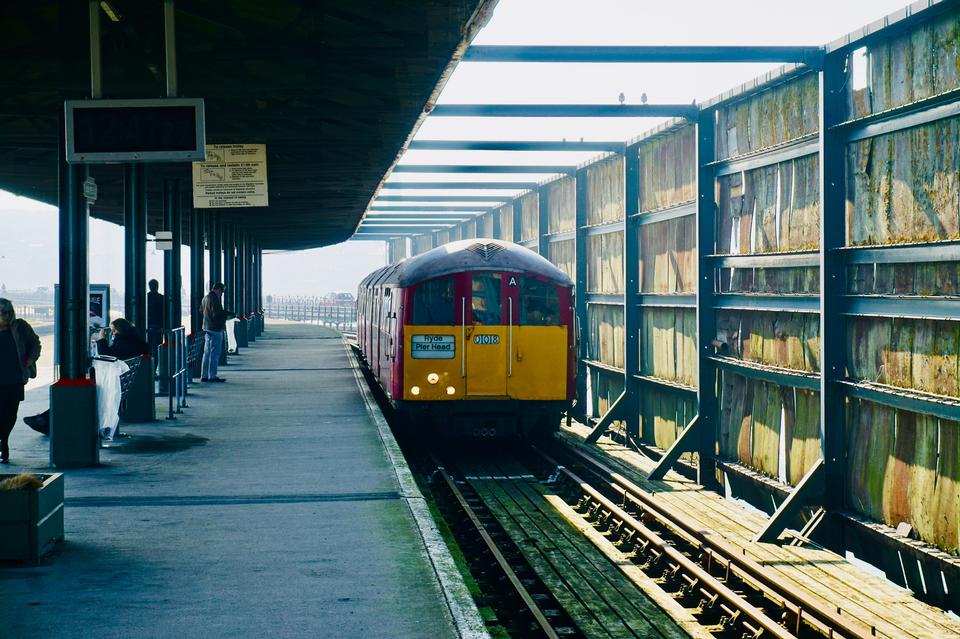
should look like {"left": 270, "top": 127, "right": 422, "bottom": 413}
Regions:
{"left": 100, "top": 1, "right": 121, "bottom": 22}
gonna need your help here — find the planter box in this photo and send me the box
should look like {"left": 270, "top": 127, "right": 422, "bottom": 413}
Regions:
{"left": 0, "top": 473, "right": 64, "bottom": 564}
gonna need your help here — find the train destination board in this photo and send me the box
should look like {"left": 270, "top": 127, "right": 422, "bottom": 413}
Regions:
{"left": 65, "top": 98, "right": 206, "bottom": 163}
{"left": 411, "top": 334, "right": 456, "bottom": 359}
{"left": 192, "top": 143, "right": 269, "bottom": 208}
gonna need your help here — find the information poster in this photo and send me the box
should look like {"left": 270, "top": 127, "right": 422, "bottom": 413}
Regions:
{"left": 192, "top": 143, "right": 268, "bottom": 208}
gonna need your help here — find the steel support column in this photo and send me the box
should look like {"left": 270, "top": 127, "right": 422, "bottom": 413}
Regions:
{"left": 236, "top": 229, "right": 248, "bottom": 348}
{"left": 50, "top": 137, "right": 98, "bottom": 468}
{"left": 492, "top": 211, "right": 502, "bottom": 239}
{"left": 819, "top": 53, "right": 848, "bottom": 522}
{"left": 245, "top": 235, "right": 255, "bottom": 343}
{"left": 162, "top": 179, "right": 182, "bottom": 333}
{"left": 208, "top": 211, "right": 221, "bottom": 286}
{"left": 222, "top": 224, "right": 235, "bottom": 359}
{"left": 189, "top": 207, "right": 204, "bottom": 336}
{"left": 574, "top": 168, "right": 589, "bottom": 420}
{"left": 537, "top": 186, "right": 550, "bottom": 257}
{"left": 695, "top": 109, "right": 721, "bottom": 491}
{"left": 623, "top": 144, "right": 641, "bottom": 443}
{"left": 123, "top": 164, "right": 147, "bottom": 331}
{"left": 513, "top": 197, "right": 523, "bottom": 245}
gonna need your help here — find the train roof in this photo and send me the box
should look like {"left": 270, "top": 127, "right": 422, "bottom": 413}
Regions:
{"left": 361, "top": 239, "right": 574, "bottom": 289}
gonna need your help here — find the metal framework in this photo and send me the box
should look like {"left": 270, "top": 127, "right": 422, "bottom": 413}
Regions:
{"left": 373, "top": 5, "right": 960, "bottom": 608}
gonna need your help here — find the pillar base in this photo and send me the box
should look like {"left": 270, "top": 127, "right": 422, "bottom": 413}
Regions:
{"left": 50, "top": 379, "right": 99, "bottom": 468}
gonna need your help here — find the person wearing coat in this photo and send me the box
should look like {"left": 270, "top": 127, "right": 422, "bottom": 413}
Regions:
{"left": 96, "top": 317, "right": 150, "bottom": 360}
{"left": 0, "top": 298, "right": 42, "bottom": 463}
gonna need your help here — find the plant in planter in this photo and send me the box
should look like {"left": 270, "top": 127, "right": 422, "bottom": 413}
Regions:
{"left": 0, "top": 472, "right": 64, "bottom": 564}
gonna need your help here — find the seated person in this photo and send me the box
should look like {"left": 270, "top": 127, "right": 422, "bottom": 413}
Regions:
{"left": 96, "top": 318, "right": 149, "bottom": 359}
{"left": 25, "top": 318, "right": 148, "bottom": 436}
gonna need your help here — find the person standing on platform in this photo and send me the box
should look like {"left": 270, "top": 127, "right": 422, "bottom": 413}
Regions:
{"left": 0, "top": 298, "right": 41, "bottom": 463}
{"left": 146, "top": 279, "right": 164, "bottom": 370}
{"left": 200, "top": 283, "right": 227, "bottom": 383}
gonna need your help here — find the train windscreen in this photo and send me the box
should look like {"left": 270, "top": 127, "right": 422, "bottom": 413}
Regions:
{"left": 520, "top": 277, "right": 560, "bottom": 325}
{"left": 412, "top": 276, "right": 455, "bottom": 325}
{"left": 472, "top": 273, "right": 503, "bottom": 325}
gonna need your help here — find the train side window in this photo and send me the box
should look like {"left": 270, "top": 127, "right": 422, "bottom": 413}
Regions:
{"left": 521, "top": 277, "right": 559, "bottom": 325}
{"left": 472, "top": 273, "right": 502, "bottom": 325}
{"left": 412, "top": 276, "right": 455, "bottom": 325}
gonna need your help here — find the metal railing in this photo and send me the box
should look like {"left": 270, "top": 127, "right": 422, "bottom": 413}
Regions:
{"left": 265, "top": 297, "right": 357, "bottom": 332}
{"left": 164, "top": 327, "right": 188, "bottom": 420}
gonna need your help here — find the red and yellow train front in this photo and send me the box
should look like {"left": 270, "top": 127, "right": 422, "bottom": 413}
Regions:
{"left": 397, "top": 270, "right": 574, "bottom": 414}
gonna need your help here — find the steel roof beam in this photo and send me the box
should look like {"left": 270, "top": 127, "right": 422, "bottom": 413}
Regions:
{"left": 381, "top": 181, "right": 537, "bottom": 190}
{"left": 364, "top": 216, "right": 477, "bottom": 222}
{"left": 392, "top": 164, "right": 575, "bottom": 174}
{"left": 375, "top": 195, "right": 510, "bottom": 202}
{"left": 408, "top": 140, "right": 624, "bottom": 151}
{"left": 463, "top": 45, "right": 824, "bottom": 67}
{"left": 370, "top": 205, "right": 489, "bottom": 212}
{"left": 429, "top": 104, "right": 699, "bottom": 118}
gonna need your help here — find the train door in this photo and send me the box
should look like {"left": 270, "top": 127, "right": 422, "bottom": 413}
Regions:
{"left": 507, "top": 276, "right": 569, "bottom": 399}
{"left": 464, "top": 272, "right": 508, "bottom": 396}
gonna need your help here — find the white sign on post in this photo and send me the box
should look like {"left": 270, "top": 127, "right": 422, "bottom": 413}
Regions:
{"left": 192, "top": 143, "right": 268, "bottom": 208}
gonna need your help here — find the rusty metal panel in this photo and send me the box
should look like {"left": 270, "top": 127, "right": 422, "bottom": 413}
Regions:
{"left": 586, "top": 232, "right": 624, "bottom": 294}
{"left": 853, "top": 12, "right": 960, "bottom": 118}
{"left": 715, "top": 310, "right": 820, "bottom": 373}
{"left": 548, "top": 239, "right": 574, "bottom": 280}
{"left": 640, "top": 390, "right": 697, "bottom": 455}
{"left": 586, "top": 156, "right": 624, "bottom": 225}
{"left": 546, "top": 176, "right": 576, "bottom": 233}
{"left": 846, "top": 399, "right": 959, "bottom": 553}
{"left": 715, "top": 72, "right": 818, "bottom": 161}
{"left": 519, "top": 192, "right": 539, "bottom": 241}
{"left": 640, "top": 307, "right": 696, "bottom": 387}
{"left": 846, "top": 117, "right": 960, "bottom": 246}
{"left": 497, "top": 203, "right": 514, "bottom": 242}
{"left": 638, "top": 126, "right": 695, "bottom": 211}
{"left": 639, "top": 215, "right": 695, "bottom": 293}
{"left": 587, "top": 304, "right": 624, "bottom": 369}
{"left": 592, "top": 369, "right": 626, "bottom": 432}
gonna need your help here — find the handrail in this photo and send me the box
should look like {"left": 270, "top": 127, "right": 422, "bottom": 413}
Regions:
{"left": 165, "top": 327, "right": 188, "bottom": 420}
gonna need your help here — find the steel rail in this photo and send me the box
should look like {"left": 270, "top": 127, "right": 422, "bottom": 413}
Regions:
{"left": 432, "top": 460, "right": 561, "bottom": 639}
{"left": 535, "top": 448, "right": 798, "bottom": 639}
{"left": 547, "top": 445, "right": 876, "bottom": 639}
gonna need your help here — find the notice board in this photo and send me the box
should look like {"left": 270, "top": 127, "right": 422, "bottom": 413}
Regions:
{"left": 192, "top": 143, "right": 268, "bottom": 208}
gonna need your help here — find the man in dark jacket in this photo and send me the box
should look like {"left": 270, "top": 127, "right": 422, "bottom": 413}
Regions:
{"left": 146, "top": 279, "right": 164, "bottom": 369}
{"left": 200, "top": 283, "right": 227, "bottom": 382}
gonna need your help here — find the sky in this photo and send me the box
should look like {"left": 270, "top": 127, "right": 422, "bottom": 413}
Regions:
{"left": 0, "top": 0, "right": 909, "bottom": 299}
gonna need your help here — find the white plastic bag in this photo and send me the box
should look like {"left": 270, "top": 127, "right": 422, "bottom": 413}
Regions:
{"left": 92, "top": 358, "right": 130, "bottom": 441}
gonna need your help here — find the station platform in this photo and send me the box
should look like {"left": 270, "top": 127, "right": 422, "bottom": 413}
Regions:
{"left": 0, "top": 322, "right": 485, "bottom": 639}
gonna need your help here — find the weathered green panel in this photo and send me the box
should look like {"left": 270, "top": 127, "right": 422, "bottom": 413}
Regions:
{"left": 519, "top": 192, "right": 539, "bottom": 241}
{"left": 587, "top": 304, "right": 624, "bottom": 369}
{"left": 587, "top": 232, "right": 623, "bottom": 294}
{"left": 548, "top": 239, "right": 574, "bottom": 280}
{"left": 639, "top": 389, "right": 696, "bottom": 454}
{"left": 715, "top": 72, "right": 818, "bottom": 160}
{"left": 546, "top": 176, "right": 576, "bottom": 234}
{"left": 715, "top": 310, "right": 819, "bottom": 373}
{"left": 639, "top": 307, "right": 696, "bottom": 386}
{"left": 638, "top": 126, "right": 695, "bottom": 211}
{"left": 638, "top": 215, "right": 695, "bottom": 294}
{"left": 786, "top": 388, "right": 821, "bottom": 485}
{"left": 586, "top": 156, "right": 624, "bottom": 225}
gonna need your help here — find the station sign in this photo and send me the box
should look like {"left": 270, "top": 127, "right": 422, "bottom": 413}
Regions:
{"left": 192, "top": 143, "right": 269, "bottom": 208}
{"left": 65, "top": 98, "right": 206, "bottom": 163}
{"left": 154, "top": 231, "right": 173, "bottom": 251}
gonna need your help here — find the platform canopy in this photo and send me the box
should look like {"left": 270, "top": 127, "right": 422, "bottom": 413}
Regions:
{"left": 0, "top": 0, "right": 494, "bottom": 249}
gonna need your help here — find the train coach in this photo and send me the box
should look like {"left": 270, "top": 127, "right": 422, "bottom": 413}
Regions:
{"left": 357, "top": 239, "right": 576, "bottom": 437}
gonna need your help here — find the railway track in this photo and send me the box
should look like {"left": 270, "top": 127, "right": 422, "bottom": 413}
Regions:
{"left": 525, "top": 441, "right": 879, "bottom": 639}
{"left": 416, "top": 438, "right": 884, "bottom": 639}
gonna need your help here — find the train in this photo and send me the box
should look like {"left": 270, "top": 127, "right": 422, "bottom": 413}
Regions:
{"left": 357, "top": 239, "right": 576, "bottom": 437}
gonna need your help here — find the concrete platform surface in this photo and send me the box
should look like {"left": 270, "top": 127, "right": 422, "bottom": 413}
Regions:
{"left": 0, "top": 322, "right": 479, "bottom": 639}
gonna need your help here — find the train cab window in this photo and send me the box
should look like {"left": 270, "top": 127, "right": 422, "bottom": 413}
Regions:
{"left": 472, "top": 273, "right": 502, "bottom": 325}
{"left": 412, "top": 276, "right": 455, "bottom": 325}
{"left": 521, "top": 277, "right": 560, "bottom": 325}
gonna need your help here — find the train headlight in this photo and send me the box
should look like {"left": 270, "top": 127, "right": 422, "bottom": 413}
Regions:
{"left": 411, "top": 386, "right": 421, "bottom": 396}
{"left": 445, "top": 386, "right": 456, "bottom": 396}
{"left": 427, "top": 373, "right": 440, "bottom": 385}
